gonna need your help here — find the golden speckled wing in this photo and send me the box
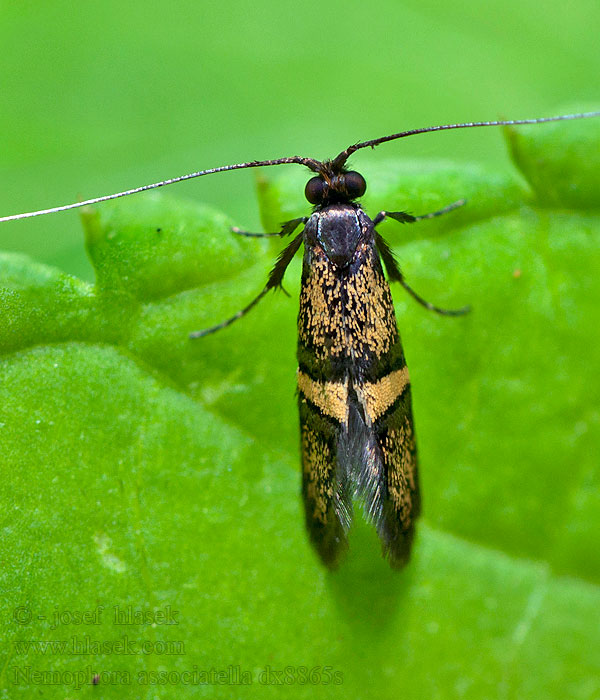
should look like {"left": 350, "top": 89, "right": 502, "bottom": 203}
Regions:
{"left": 297, "top": 222, "right": 420, "bottom": 568}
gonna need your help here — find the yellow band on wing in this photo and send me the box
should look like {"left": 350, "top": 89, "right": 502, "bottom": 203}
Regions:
{"left": 297, "top": 371, "right": 349, "bottom": 424}
{"left": 356, "top": 367, "right": 410, "bottom": 424}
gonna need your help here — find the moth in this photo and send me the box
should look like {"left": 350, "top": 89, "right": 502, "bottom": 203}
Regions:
{"left": 2, "top": 111, "right": 598, "bottom": 568}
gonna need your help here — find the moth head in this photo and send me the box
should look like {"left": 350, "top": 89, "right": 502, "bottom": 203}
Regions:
{"left": 304, "top": 170, "right": 366, "bottom": 206}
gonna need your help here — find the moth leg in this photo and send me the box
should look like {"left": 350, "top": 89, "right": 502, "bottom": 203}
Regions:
{"left": 189, "top": 287, "right": 270, "bottom": 337}
{"left": 372, "top": 199, "right": 466, "bottom": 226}
{"left": 375, "top": 232, "right": 471, "bottom": 317}
{"left": 232, "top": 216, "right": 307, "bottom": 238}
{"left": 190, "top": 231, "right": 304, "bottom": 338}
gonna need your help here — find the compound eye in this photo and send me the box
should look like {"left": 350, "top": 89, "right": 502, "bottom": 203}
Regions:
{"left": 344, "top": 171, "right": 366, "bottom": 199}
{"left": 305, "top": 176, "right": 326, "bottom": 204}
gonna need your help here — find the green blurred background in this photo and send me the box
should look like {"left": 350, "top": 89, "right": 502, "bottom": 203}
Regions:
{"left": 1, "top": 0, "right": 598, "bottom": 277}
{"left": 1, "top": 2, "right": 600, "bottom": 698}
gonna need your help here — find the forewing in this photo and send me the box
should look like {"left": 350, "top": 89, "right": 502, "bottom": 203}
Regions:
{"left": 298, "top": 380, "right": 352, "bottom": 568}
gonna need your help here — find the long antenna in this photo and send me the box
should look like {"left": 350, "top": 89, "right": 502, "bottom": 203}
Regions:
{"left": 332, "top": 111, "right": 600, "bottom": 168}
{"left": 0, "top": 156, "right": 321, "bottom": 223}
{"left": 1, "top": 111, "right": 599, "bottom": 223}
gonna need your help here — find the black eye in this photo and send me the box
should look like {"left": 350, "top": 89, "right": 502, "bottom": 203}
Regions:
{"left": 305, "top": 176, "right": 326, "bottom": 204}
{"left": 344, "top": 171, "right": 366, "bottom": 199}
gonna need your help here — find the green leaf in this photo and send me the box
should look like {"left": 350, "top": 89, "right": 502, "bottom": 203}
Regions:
{"left": 505, "top": 108, "right": 600, "bottom": 208}
{"left": 1, "top": 119, "right": 599, "bottom": 699}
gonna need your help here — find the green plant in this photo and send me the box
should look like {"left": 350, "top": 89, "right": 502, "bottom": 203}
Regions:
{"left": 1, "top": 118, "right": 599, "bottom": 699}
